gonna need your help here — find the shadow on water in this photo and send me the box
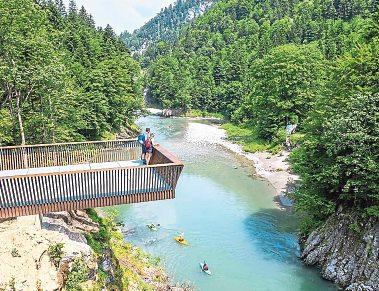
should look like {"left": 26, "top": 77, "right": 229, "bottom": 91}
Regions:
{"left": 244, "top": 207, "right": 339, "bottom": 290}
{"left": 244, "top": 207, "right": 302, "bottom": 264}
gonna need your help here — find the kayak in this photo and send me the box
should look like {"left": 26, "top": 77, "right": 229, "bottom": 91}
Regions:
{"left": 199, "top": 262, "right": 211, "bottom": 275}
{"left": 147, "top": 224, "right": 157, "bottom": 231}
{"left": 174, "top": 236, "right": 189, "bottom": 245}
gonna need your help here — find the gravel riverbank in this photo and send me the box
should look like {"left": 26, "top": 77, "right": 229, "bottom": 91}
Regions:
{"left": 185, "top": 121, "right": 299, "bottom": 203}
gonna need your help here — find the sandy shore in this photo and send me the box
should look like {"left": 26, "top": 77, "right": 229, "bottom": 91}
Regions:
{"left": 185, "top": 121, "right": 299, "bottom": 201}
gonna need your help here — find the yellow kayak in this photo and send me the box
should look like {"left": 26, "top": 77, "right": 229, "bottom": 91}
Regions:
{"left": 174, "top": 236, "right": 189, "bottom": 245}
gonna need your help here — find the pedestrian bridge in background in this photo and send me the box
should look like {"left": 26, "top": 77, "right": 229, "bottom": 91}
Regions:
{"left": 0, "top": 140, "right": 183, "bottom": 218}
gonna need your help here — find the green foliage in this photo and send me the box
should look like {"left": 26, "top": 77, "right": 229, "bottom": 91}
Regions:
{"left": 247, "top": 44, "right": 325, "bottom": 139}
{"left": 289, "top": 133, "right": 305, "bottom": 147}
{"left": 65, "top": 257, "right": 89, "bottom": 291}
{"left": 221, "top": 123, "right": 270, "bottom": 153}
{"left": 0, "top": 109, "right": 13, "bottom": 145}
{"left": 271, "top": 129, "right": 287, "bottom": 147}
{"left": 349, "top": 223, "right": 362, "bottom": 236}
{"left": 84, "top": 233, "right": 103, "bottom": 255}
{"left": 144, "top": 0, "right": 372, "bottom": 121}
{"left": 84, "top": 210, "right": 111, "bottom": 255}
{"left": 292, "top": 93, "right": 379, "bottom": 212}
{"left": 48, "top": 243, "right": 64, "bottom": 268}
{"left": 287, "top": 8, "right": 379, "bottom": 232}
{"left": 182, "top": 109, "right": 224, "bottom": 119}
{"left": 366, "top": 206, "right": 379, "bottom": 219}
{"left": 0, "top": 0, "right": 143, "bottom": 145}
{"left": 84, "top": 209, "right": 163, "bottom": 290}
{"left": 11, "top": 248, "right": 20, "bottom": 258}
{"left": 85, "top": 208, "right": 102, "bottom": 224}
{"left": 288, "top": 183, "right": 336, "bottom": 234}
{"left": 120, "top": 0, "right": 219, "bottom": 66}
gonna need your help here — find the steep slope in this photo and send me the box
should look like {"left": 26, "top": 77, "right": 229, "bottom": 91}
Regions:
{"left": 147, "top": 0, "right": 375, "bottom": 122}
{"left": 301, "top": 210, "right": 379, "bottom": 291}
{"left": 120, "top": 0, "right": 217, "bottom": 53}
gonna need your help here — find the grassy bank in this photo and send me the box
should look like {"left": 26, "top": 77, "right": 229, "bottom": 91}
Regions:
{"left": 221, "top": 123, "right": 272, "bottom": 153}
{"left": 221, "top": 123, "right": 304, "bottom": 154}
{"left": 181, "top": 109, "right": 224, "bottom": 119}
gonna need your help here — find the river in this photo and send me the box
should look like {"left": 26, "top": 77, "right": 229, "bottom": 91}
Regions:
{"left": 109, "top": 116, "right": 337, "bottom": 291}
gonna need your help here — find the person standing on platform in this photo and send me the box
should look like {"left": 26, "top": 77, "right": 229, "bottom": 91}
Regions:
{"left": 138, "top": 129, "right": 146, "bottom": 163}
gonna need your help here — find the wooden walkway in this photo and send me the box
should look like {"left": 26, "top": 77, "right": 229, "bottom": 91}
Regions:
{"left": 0, "top": 140, "right": 183, "bottom": 218}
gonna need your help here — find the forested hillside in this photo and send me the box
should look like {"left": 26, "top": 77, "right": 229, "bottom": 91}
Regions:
{"left": 146, "top": 0, "right": 379, "bottom": 229}
{"left": 0, "top": 0, "right": 143, "bottom": 146}
{"left": 120, "top": 0, "right": 217, "bottom": 67}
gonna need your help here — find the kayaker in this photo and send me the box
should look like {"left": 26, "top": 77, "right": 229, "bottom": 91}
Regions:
{"left": 178, "top": 233, "right": 185, "bottom": 242}
{"left": 203, "top": 261, "right": 209, "bottom": 271}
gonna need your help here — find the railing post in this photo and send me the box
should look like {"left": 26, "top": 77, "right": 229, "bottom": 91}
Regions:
{"left": 21, "top": 147, "right": 28, "bottom": 169}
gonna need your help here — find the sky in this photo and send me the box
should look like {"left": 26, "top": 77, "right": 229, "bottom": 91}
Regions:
{"left": 63, "top": 0, "right": 176, "bottom": 34}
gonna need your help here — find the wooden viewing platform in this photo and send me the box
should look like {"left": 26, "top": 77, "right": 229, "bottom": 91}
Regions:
{"left": 0, "top": 140, "right": 183, "bottom": 218}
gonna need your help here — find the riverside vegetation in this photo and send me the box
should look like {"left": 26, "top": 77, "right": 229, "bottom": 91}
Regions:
{"left": 128, "top": 0, "right": 378, "bottom": 289}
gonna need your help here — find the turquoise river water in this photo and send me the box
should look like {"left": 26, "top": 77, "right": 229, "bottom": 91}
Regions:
{"left": 108, "top": 116, "right": 337, "bottom": 291}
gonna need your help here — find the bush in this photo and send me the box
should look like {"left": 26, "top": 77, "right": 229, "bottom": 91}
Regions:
{"left": 289, "top": 133, "right": 304, "bottom": 147}
{"left": 288, "top": 188, "right": 336, "bottom": 235}
{"left": 366, "top": 206, "right": 379, "bottom": 219}
{"left": 48, "top": 243, "right": 64, "bottom": 268}
{"left": 65, "top": 257, "right": 89, "bottom": 291}
{"left": 271, "top": 128, "right": 286, "bottom": 146}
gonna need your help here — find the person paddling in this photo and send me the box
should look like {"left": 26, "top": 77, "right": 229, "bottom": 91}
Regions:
{"left": 203, "top": 261, "right": 209, "bottom": 271}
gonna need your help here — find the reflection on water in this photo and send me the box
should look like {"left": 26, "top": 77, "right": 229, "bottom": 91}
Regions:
{"left": 244, "top": 209, "right": 300, "bottom": 264}
{"left": 105, "top": 116, "right": 337, "bottom": 291}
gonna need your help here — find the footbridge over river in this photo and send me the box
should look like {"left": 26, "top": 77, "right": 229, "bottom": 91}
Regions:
{"left": 0, "top": 140, "right": 183, "bottom": 218}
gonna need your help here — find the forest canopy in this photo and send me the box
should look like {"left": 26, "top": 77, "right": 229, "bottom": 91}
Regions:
{"left": 0, "top": 0, "right": 143, "bottom": 146}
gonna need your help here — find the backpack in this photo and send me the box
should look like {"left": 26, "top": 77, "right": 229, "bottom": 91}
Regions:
{"left": 145, "top": 137, "right": 151, "bottom": 148}
{"left": 138, "top": 133, "right": 145, "bottom": 145}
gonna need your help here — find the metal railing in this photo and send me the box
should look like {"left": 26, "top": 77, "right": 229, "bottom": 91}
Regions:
{"left": 0, "top": 140, "right": 183, "bottom": 218}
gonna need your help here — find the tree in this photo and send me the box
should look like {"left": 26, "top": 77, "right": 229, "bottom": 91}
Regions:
{"left": 0, "top": 0, "right": 66, "bottom": 145}
{"left": 248, "top": 44, "right": 325, "bottom": 139}
{"left": 291, "top": 93, "right": 379, "bottom": 228}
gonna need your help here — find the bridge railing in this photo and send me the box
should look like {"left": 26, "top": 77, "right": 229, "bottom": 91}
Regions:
{"left": 0, "top": 141, "right": 184, "bottom": 218}
{"left": 0, "top": 139, "right": 141, "bottom": 171}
